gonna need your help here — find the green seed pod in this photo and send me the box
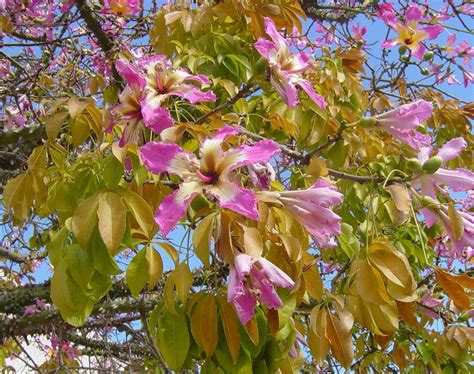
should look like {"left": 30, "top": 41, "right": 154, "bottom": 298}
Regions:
{"left": 421, "top": 195, "right": 439, "bottom": 208}
{"left": 358, "top": 117, "right": 377, "bottom": 127}
{"left": 406, "top": 158, "right": 422, "bottom": 172}
{"left": 422, "top": 156, "right": 443, "bottom": 174}
{"left": 421, "top": 68, "right": 430, "bottom": 76}
{"left": 400, "top": 55, "right": 409, "bottom": 62}
{"left": 423, "top": 51, "right": 434, "bottom": 61}
{"left": 398, "top": 46, "right": 408, "bottom": 55}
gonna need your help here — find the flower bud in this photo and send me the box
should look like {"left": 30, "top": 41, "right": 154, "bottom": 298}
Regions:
{"left": 422, "top": 156, "right": 443, "bottom": 174}
{"left": 398, "top": 46, "right": 408, "bottom": 55}
{"left": 358, "top": 117, "right": 377, "bottom": 127}
{"left": 421, "top": 68, "right": 430, "bottom": 76}
{"left": 406, "top": 158, "right": 422, "bottom": 172}
{"left": 421, "top": 195, "right": 439, "bottom": 208}
{"left": 400, "top": 55, "right": 409, "bottom": 62}
{"left": 423, "top": 51, "right": 434, "bottom": 61}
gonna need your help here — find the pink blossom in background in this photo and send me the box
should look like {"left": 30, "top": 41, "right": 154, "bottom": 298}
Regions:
{"left": 375, "top": 99, "right": 433, "bottom": 151}
{"left": 255, "top": 17, "right": 327, "bottom": 109}
{"left": 247, "top": 162, "right": 276, "bottom": 190}
{"left": 379, "top": 3, "right": 443, "bottom": 59}
{"left": 227, "top": 253, "right": 294, "bottom": 324}
{"left": 106, "top": 0, "right": 140, "bottom": 16}
{"left": 140, "top": 126, "right": 280, "bottom": 236}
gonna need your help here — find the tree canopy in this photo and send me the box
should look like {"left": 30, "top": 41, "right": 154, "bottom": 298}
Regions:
{"left": 1, "top": 0, "right": 473, "bottom": 372}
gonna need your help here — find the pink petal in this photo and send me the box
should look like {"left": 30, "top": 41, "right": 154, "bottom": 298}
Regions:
{"left": 116, "top": 59, "right": 146, "bottom": 89}
{"left": 377, "top": 100, "right": 433, "bottom": 130}
{"left": 170, "top": 84, "right": 216, "bottom": 104}
{"left": 212, "top": 125, "right": 240, "bottom": 141}
{"left": 141, "top": 106, "right": 173, "bottom": 134}
{"left": 254, "top": 38, "right": 278, "bottom": 63}
{"left": 432, "top": 168, "right": 474, "bottom": 192}
{"left": 155, "top": 181, "right": 202, "bottom": 236}
{"left": 411, "top": 44, "right": 426, "bottom": 60}
{"left": 263, "top": 17, "right": 290, "bottom": 53}
{"left": 140, "top": 142, "right": 196, "bottom": 177}
{"left": 384, "top": 128, "right": 431, "bottom": 151}
{"left": 381, "top": 39, "right": 400, "bottom": 48}
{"left": 271, "top": 72, "right": 298, "bottom": 108}
{"left": 220, "top": 140, "right": 280, "bottom": 173}
{"left": 256, "top": 257, "right": 294, "bottom": 289}
{"left": 436, "top": 137, "right": 467, "bottom": 163}
{"left": 420, "top": 207, "right": 438, "bottom": 228}
{"left": 208, "top": 180, "right": 259, "bottom": 220}
{"left": 234, "top": 254, "right": 253, "bottom": 278}
{"left": 421, "top": 25, "right": 444, "bottom": 40}
{"left": 231, "top": 286, "right": 257, "bottom": 325}
{"left": 252, "top": 271, "right": 283, "bottom": 309}
{"left": 406, "top": 4, "right": 423, "bottom": 22}
{"left": 294, "top": 79, "right": 328, "bottom": 109}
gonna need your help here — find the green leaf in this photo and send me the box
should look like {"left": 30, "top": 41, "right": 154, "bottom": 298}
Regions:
{"left": 338, "top": 223, "right": 360, "bottom": 260}
{"left": 121, "top": 189, "right": 155, "bottom": 238}
{"left": 47, "top": 227, "right": 69, "bottom": 267}
{"left": 50, "top": 259, "right": 74, "bottom": 311}
{"left": 72, "top": 193, "right": 100, "bottom": 248}
{"left": 102, "top": 156, "right": 123, "bottom": 190}
{"left": 97, "top": 192, "right": 127, "bottom": 254}
{"left": 85, "top": 271, "right": 112, "bottom": 301}
{"left": 126, "top": 248, "right": 149, "bottom": 297}
{"left": 66, "top": 244, "right": 94, "bottom": 289}
{"left": 173, "top": 262, "right": 193, "bottom": 302}
{"left": 157, "top": 309, "right": 190, "bottom": 371}
{"left": 146, "top": 246, "right": 163, "bottom": 290}
{"left": 3, "top": 172, "right": 33, "bottom": 220}
{"left": 192, "top": 214, "right": 215, "bottom": 267}
{"left": 87, "top": 229, "right": 122, "bottom": 276}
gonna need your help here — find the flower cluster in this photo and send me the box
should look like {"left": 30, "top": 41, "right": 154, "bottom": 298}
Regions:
{"left": 379, "top": 3, "right": 443, "bottom": 59}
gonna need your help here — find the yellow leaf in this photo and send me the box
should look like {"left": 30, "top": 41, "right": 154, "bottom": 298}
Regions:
{"left": 157, "top": 242, "right": 179, "bottom": 266}
{"left": 97, "top": 192, "right": 127, "bottom": 254}
{"left": 302, "top": 262, "right": 323, "bottom": 301}
{"left": 173, "top": 262, "right": 193, "bottom": 302}
{"left": 435, "top": 268, "right": 471, "bottom": 310}
{"left": 326, "top": 311, "right": 354, "bottom": 368}
{"left": 163, "top": 274, "right": 177, "bottom": 315}
{"left": 354, "top": 260, "right": 391, "bottom": 305}
{"left": 243, "top": 226, "right": 263, "bottom": 258}
{"left": 146, "top": 246, "right": 163, "bottom": 290}
{"left": 27, "top": 145, "right": 47, "bottom": 171}
{"left": 217, "top": 296, "right": 240, "bottom": 364}
{"left": 448, "top": 203, "right": 464, "bottom": 240}
{"left": 368, "top": 245, "right": 410, "bottom": 288}
{"left": 192, "top": 214, "right": 215, "bottom": 267}
{"left": 46, "top": 111, "right": 68, "bottom": 141}
{"left": 72, "top": 193, "right": 100, "bottom": 248}
{"left": 309, "top": 305, "right": 330, "bottom": 364}
{"left": 386, "top": 184, "right": 411, "bottom": 214}
{"left": 191, "top": 294, "right": 218, "bottom": 357}
{"left": 68, "top": 97, "right": 88, "bottom": 119}
{"left": 245, "top": 317, "right": 260, "bottom": 346}
{"left": 3, "top": 172, "right": 33, "bottom": 220}
{"left": 396, "top": 301, "right": 418, "bottom": 327}
{"left": 305, "top": 158, "right": 328, "bottom": 179}
{"left": 121, "top": 189, "right": 155, "bottom": 238}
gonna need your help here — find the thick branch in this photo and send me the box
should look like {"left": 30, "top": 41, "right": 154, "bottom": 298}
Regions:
{"left": 75, "top": 0, "right": 123, "bottom": 86}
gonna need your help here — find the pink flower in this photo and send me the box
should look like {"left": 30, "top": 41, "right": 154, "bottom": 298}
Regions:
{"left": 142, "top": 56, "right": 216, "bottom": 115}
{"left": 1, "top": 105, "right": 27, "bottom": 130}
{"left": 106, "top": 0, "right": 140, "bottom": 16}
{"left": 227, "top": 253, "right": 294, "bottom": 325}
{"left": 247, "top": 162, "right": 276, "bottom": 190}
{"left": 111, "top": 58, "right": 173, "bottom": 145}
{"left": 254, "top": 17, "right": 327, "bottom": 109}
{"left": 259, "top": 179, "right": 343, "bottom": 248}
{"left": 414, "top": 138, "right": 474, "bottom": 200}
{"left": 140, "top": 126, "right": 280, "bottom": 236}
{"left": 419, "top": 290, "right": 443, "bottom": 319}
{"left": 379, "top": 3, "right": 443, "bottom": 59}
{"left": 351, "top": 23, "right": 367, "bottom": 44}
{"left": 24, "top": 306, "right": 38, "bottom": 315}
{"left": 375, "top": 99, "right": 433, "bottom": 151}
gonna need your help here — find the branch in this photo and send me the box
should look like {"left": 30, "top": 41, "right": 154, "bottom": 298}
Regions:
{"left": 75, "top": 0, "right": 123, "bottom": 87}
{"left": 195, "top": 84, "right": 257, "bottom": 124}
